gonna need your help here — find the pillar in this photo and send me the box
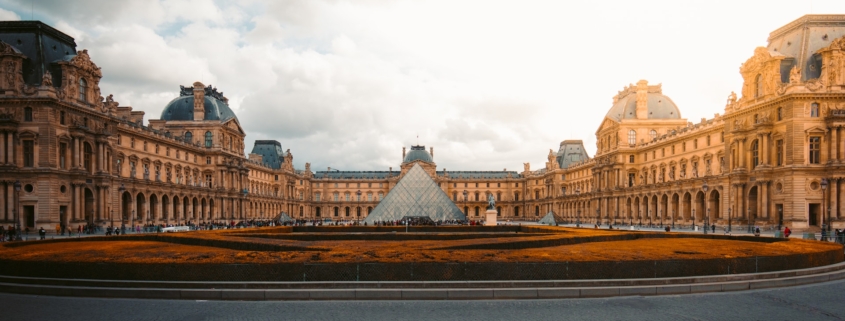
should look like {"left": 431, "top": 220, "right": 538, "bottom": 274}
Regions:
{"left": 72, "top": 138, "right": 79, "bottom": 169}
{"left": 830, "top": 179, "right": 838, "bottom": 221}
{"left": 0, "top": 182, "right": 5, "bottom": 221}
{"left": 0, "top": 132, "right": 5, "bottom": 164}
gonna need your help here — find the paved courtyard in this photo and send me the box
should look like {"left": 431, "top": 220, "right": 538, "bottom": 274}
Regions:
{"left": 2, "top": 278, "right": 844, "bottom": 320}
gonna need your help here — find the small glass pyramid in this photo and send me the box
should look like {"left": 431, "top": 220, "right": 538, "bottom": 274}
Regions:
{"left": 364, "top": 164, "right": 466, "bottom": 223}
{"left": 538, "top": 211, "right": 564, "bottom": 226}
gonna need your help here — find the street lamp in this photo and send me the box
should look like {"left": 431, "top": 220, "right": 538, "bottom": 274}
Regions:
{"left": 821, "top": 178, "right": 829, "bottom": 240}
{"left": 118, "top": 184, "right": 126, "bottom": 234}
{"left": 702, "top": 181, "right": 709, "bottom": 235}
{"left": 596, "top": 208, "right": 600, "bottom": 227}
{"left": 672, "top": 209, "right": 675, "bottom": 229}
{"left": 356, "top": 190, "right": 362, "bottom": 225}
{"left": 747, "top": 205, "right": 753, "bottom": 234}
{"left": 692, "top": 208, "right": 696, "bottom": 231}
{"left": 648, "top": 209, "right": 652, "bottom": 227}
{"left": 575, "top": 188, "right": 581, "bottom": 227}
{"left": 463, "top": 190, "right": 468, "bottom": 219}
{"left": 14, "top": 180, "right": 21, "bottom": 241}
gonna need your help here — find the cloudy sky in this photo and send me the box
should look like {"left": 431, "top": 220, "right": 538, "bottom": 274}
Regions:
{"left": 1, "top": 1, "right": 843, "bottom": 172}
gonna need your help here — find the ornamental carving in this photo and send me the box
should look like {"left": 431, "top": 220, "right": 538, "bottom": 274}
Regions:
{"left": 816, "top": 35, "right": 845, "bottom": 87}
{"left": 739, "top": 47, "right": 784, "bottom": 101}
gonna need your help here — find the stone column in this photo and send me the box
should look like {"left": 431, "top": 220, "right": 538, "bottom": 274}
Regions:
{"left": 0, "top": 132, "right": 5, "bottom": 164}
{"left": 830, "top": 179, "right": 838, "bottom": 221}
{"left": 0, "top": 182, "right": 5, "bottom": 221}
{"left": 72, "top": 138, "right": 79, "bottom": 169}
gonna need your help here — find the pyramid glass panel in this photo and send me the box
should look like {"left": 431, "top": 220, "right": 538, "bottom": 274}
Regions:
{"left": 538, "top": 211, "right": 564, "bottom": 226}
{"left": 364, "top": 164, "right": 466, "bottom": 223}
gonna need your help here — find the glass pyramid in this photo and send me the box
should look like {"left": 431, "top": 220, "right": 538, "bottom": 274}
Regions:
{"left": 364, "top": 164, "right": 466, "bottom": 223}
{"left": 538, "top": 211, "right": 564, "bottom": 226}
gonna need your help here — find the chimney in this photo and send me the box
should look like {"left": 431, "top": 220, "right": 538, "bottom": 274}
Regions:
{"left": 402, "top": 147, "right": 406, "bottom": 159}
{"left": 192, "top": 81, "right": 205, "bottom": 121}
{"left": 635, "top": 79, "right": 649, "bottom": 119}
{"left": 430, "top": 147, "right": 434, "bottom": 158}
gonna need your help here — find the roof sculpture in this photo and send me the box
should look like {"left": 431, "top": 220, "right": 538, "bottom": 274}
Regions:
{"left": 363, "top": 163, "right": 466, "bottom": 224}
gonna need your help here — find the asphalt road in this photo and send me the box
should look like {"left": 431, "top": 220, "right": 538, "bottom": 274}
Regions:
{"left": 2, "top": 278, "right": 844, "bottom": 321}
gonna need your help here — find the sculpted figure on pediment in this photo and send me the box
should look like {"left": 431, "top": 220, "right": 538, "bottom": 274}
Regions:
{"left": 41, "top": 71, "right": 52, "bottom": 87}
{"left": 789, "top": 66, "right": 801, "bottom": 84}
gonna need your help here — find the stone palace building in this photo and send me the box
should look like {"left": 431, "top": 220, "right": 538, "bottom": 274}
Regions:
{"left": 0, "top": 15, "right": 844, "bottom": 232}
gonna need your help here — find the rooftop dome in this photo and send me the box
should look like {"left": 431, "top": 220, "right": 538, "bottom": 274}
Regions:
{"left": 160, "top": 84, "right": 238, "bottom": 122}
{"left": 604, "top": 80, "right": 681, "bottom": 121}
{"left": 403, "top": 145, "right": 433, "bottom": 163}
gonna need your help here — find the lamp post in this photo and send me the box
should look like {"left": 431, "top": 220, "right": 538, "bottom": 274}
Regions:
{"left": 672, "top": 209, "right": 675, "bottom": 229}
{"left": 692, "top": 208, "right": 696, "bottom": 231}
{"left": 356, "top": 190, "right": 362, "bottom": 225}
{"left": 747, "top": 205, "right": 753, "bottom": 234}
{"left": 575, "top": 188, "right": 581, "bottom": 227}
{"left": 463, "top": 190, "right": 468, "bottom": 220}
{"left": 596, "top": 208, "right": 600, "bottom": 227}
{"left": 648, "top": 209, "right": 652, "bottom": 227}
{"left": 702, "top": 181, "right": 709, "bottom": 235}
{"left": 821, "top": 178, "right": 828, "bottom": 240}
{"left": 14, "top": 180, "right": 22, "bottom": 241}
{"left": 118, "top": 184, "right": 126, "bottom": 233}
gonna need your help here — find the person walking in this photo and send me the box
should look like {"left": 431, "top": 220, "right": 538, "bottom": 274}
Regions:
{"left": 38, "top": 227, "right": 46, "bottom": 240}
{"left": 784, "top": 226, "right": 791, "bottom": 238}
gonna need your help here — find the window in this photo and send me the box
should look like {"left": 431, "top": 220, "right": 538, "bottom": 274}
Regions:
{"left": 720, "top": 132, "right": 724, "bottom": 143}
{"left": 143, "top": 141, "right": 147, "bottom": 151}
{"left": 811, "top": 103, "right": 819, "bottom": 117}
{"left": 514, "top": 192, "right": 520, "bottom": 202}
{"left": 628, "top": 130, "right": 636, "bottom": 145}
{"left": 333, "top": 193, "right": 339, "bottom": 202}
{"left": 229, "top": 137, "right": 233, "bottom": 150}
{"left": 649, "top": 130, "right": 657, "bottom": 141}
{"left": 184, "top": 131, "right": 192, "bottom": 143}
{"left": 59, "top": 143, "right": 67, "bottom": 169}
{"left": 755, "top": 74, "right": 762, "bottom": 98}
{"left": 345, "top": 194, "right": 350, "bottom": 201}
{"left": 23, "top": 140, "right": 34, "bottom": 167}
{"left": 661, "top": 148, "right": 665, "bottom": 157}
{"left": 776, "top": 139, "right": 784, "bottom": 166}
{"left": 78, "top": 78, "right": 87, "bottom": 101}
{"left": 315, "top": 193, "right": 321, "bottom": 202}
{"left": 117, "top": 134, "right": 121, "bottom": 145}
{"left": 682, "top": 142, "right": 686, "bottom": 152}
{"left": 754, "top": 114, "right": 759, "bottom": 124}
{"left": 693, "top": 139, "right": 698, "bottom": 149}
{"left": 130, "top": 138, "right": 135, "bottom": 148}
{"left": 628, "top": 173, "right": 635, "bottom": 187}
{"left": 24, "top": 107, "right": 32, "bottom": 121}
{"left": 809, "top": 136, "right": 821, "bottom": 164}
{"left": 378, "top": 192, "right": 383, "bottom": 200}
{"left": 59, "top": 111, "right": 65, "bottom": 125}
{"left": 206, "top": 157, "right": 211, "bottom": 165}
{"left": 777, "top": 107, "right": 783, "bottom": 121}
{"left": 205, "top": 131, "right": 212, "bottom": 148}
{"left": 83, "top": 143, "right": 93, "bottom": 172}
{"left": 166, "top": 147, "right": 170, "bottom": 156}
{"left": 155, "top": 144, "right": 159, "bottom": 154}
{"left": 671, "top": 145, "right": 675, "bottom": 154}
{"left": 751, "top": 140, "right": 759, "bottom": 168}
{"left": 368, "top": 193, "right": 373, "bottom": 202}
{"left": 706, "top": 135, "right": 711, "bottom": 146}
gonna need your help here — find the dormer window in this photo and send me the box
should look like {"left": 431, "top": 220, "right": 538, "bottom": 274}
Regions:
{"left": 78, "top": 78, "right": 87, "bottom": 102}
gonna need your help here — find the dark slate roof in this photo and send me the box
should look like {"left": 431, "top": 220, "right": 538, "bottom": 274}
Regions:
{"left": 0, "top": 21, "right": 77, "bottom": 86}
{"left": 437, "top": 171, "right": 521, "bottom": 179}
{"left": 766, "top": 15, "right": 845, "bottom": 82}
{"left": 250, "top": 140, "right": 285, "bottom": 169}
{"left": 316, "top": 171, "right": 392, "bottom": 179}
{"left": 403, "top": 145, "right": 433, "bottom": 163}
{"left": 556, "top": 140, "right": 590, "bottom": 169}
{"left": 160, "top": 85, "right": 238, "bottom": 122}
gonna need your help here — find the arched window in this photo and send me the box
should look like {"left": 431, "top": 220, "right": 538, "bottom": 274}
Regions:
{"left": 649, "top": 129, "right": 657, "bottom": 141}
{"left": 755, "top": 74, "right": 763, "bottom": 98}
{"left": 811, "top": 103, "right": 819, "bottom": 117}
{"left": 628, "top": 129, "right": 636, "bottom": 145}
{"left": 78, "top": 78, "right": 87, "bottom": 102}
{"left": 24, "top": 107, "right": 32, "bottom": 121}
{"left": 751, "top": 140, "right": 759, "bottom": 168}
{"left": 204, "top": 131, "right": 212, "bottom": 148}
{"left": 184, "top": 131, "right": 192, "bottom": 143}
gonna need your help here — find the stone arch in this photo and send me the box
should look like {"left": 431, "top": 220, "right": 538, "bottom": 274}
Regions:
{"left": 149, "top": 193, "right": 159, "bottom": 222}
{"left": 135, "top": 192, "right": 146, "bottom": 225}
{"left": 161, "top": 195, "right": 170, "bottom": 222}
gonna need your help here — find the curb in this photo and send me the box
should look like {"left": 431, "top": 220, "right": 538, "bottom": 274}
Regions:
{"left": 1, "top": 262, "right": 844, "bottom": 301}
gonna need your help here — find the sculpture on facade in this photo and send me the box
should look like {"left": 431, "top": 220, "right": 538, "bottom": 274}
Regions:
{"left": 789, "top": 66, "right": 801, "bottom": 84}
{"left": 42, "top": 71, "right": 53, "bottom": 87}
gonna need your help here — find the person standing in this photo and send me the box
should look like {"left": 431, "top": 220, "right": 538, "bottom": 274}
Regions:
{"left": 784, "top": 226, "right": 791, "bottom": 238}
{"left": 38, "top": 227, "right": 46, "bottom": 240}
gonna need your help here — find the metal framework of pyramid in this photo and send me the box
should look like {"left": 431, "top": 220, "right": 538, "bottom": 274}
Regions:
{"left": 277, "top": 212, "right": 294, "bottom": 224}
{"left": 538, "top": 211, "right": 564, "bottom": 226}
{"left": 364, "top": 164, "right": 466, "bottom": 223}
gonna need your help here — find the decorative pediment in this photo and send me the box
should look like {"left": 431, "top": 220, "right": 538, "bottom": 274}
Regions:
{"left": 224, "top": 118, "right": 245, "bottom": 135}
{"left": 18, "top": 129, "right": 39, "bottom": 139}
{"left": 804, "top": 125, "right": 828, "bottom": 135}
{"left": 0, "top": 41, "right": 27, "bottom": 94}
{"left": 739, "top": 47, "right": 785, "bottom": 100}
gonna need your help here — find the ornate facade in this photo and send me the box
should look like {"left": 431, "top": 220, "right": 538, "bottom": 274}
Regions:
{"left": 1, "top": 15, "right": 844, "bottom": 232}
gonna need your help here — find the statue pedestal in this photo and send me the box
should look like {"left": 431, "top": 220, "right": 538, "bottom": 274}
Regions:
{"left": 484, "top": 209, "right": 498, "bottom": 226}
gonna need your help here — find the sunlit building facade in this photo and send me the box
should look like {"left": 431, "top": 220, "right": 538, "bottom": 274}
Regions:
{"left": 1, "top": 15, "right": 844, "bottom": 232}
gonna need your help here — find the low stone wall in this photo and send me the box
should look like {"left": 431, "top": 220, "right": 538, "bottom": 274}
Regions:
{"left": 0, "top": 247, "right": 840, "bottom": 282}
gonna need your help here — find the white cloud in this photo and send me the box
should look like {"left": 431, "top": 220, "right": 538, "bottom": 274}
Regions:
{"left": 0, "top": 7, "right": 20, "bottom": 20}
{"left": 1, "top": 0, "right": 842, "bottom": 172}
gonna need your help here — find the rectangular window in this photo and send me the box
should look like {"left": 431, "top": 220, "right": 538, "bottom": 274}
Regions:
{"left": 59, "top": 143, "right": 67, "bottom": 169}
{"left": 706, "top": 135, "right": 711, "bottom": 146}
{"left": 23, "top": 140, "right": 34, "bottom": 167}
{"left": 776, "top": 140, "right": 783, "bottom": 166}
{"left": 693, "top": 139, "right": 698, "bottom": 149}
{"left": 315, "top": 193, "right": 321, "bottom": 202}
{"left": 809, "top": 136, "right": 821, "bottom": 164}
{"left": 628, "top": 173, "right": 635, "bottom": 187}
{"left": 60, "top": 111, "right": 65, "bottom": 125}
{"left": 368, "top": 194, "right": 373, "bottom": 202}
{"left": 130, "top": 138, "right": 135, "bottom": 148}
{"left": 206, "top": 157, "right": 211, "bottom": 165}
{"left": 682, "top": 142, "right": 686, "bottom": 152}
{"left": 671, "top": 145, "right": 675, "bottom": 154}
